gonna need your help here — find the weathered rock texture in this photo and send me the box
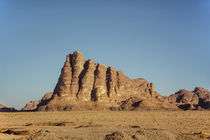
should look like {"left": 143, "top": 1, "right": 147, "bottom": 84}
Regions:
{"left": 37, "top": 51, "right": 177, "bottom": 111}
{"left": 22, "top": 100, "right": 40, "bottom": 111}
{"left": 22, "top": 92, "right": 53, "bottom": 111}
{"left": 0, "top": 104, "right": 17, "bottom": 112}
{"left": 168, "top": 87, "right": 210, "bottom": 110}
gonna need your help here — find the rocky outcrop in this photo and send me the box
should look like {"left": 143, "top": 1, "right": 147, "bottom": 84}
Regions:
{"left": 22, "top": 92, "right": 53, "bottom": 111}
{"left": 0, "top": 104, "right": 17, "bottom": 112}
{"left": 194, "top": 87, "right": 210, "bottom": 109}
{"left": 53, "top": 55, "right": 72, "bottom": 97}
{"left": 168, "top": 87, "right": 210, "bottom": 110}
{"left": 34, "top": 50, "right": 209, "bottom": 111}
{"left": 22, "top": 100, "right": 40, "bottom": 111}
{"left": 37, "top": 51, "right": 172, "bottom": 111}
{"left": 70, "top": 51, "right": 85, "bottom": 97}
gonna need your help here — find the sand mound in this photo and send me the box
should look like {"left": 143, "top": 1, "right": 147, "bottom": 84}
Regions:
{"left": 18, "top": 130, "right": 63, "bottom": 140}
{"left": 17, "top": 130, "right": 84, "bottom": 140}
{"left": 25, "top": 121, "right": 75, "bottom": 127}
{"left": 105, "top": 131, "right": 132, "bottom": 140}
{"left": 105, "top": 128, "right": 193, "bottom": 140}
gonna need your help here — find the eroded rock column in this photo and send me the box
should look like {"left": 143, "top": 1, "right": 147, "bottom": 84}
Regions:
{"left": 70, "top": 51, "right": 85, "bottom": 97}
{"left": 106, "top": 67, "right": 118, "bottom": 97}
{"left": 92, "top": 64, "right": 108, "bottom": 101}
{"left": 77, "top": 60, "right": 97, "bottom": 101}
{"left": 53, "top": 54, "right": 72, "bottom": 96}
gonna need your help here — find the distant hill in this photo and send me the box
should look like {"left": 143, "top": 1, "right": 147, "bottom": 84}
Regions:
{"left": 0, "top": 104, "right": 17, "bottom": 112}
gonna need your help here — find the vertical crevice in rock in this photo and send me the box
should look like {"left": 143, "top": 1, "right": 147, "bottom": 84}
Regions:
{"left": 53, "top": 54, "right": 72, "bottom": 97}
{"left": 69, "top": 54, "right": 74, "bottom": 89}
{"left": 106, "top": 67, "right": 111, "bottom": 97}
{"left": 149, "top": 82, "right": 154, "bottom": 95}
{"left": 91, "top": 64, "right": 99, "bottom": 101}
{"left": 106, "top": 67, "right": 117, "bottom": 97}
{"left": 116, "top": 70, "right": 121, "bottom": 94}
{"left": 77, "top": 60, "right": 96, "bottom": 101}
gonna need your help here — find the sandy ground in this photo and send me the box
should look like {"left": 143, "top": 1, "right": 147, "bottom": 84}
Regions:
{"left": 0, "top": 111, "right": 210, "bottom": 140}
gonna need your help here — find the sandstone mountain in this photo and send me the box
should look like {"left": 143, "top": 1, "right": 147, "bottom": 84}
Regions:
{"left": 37, "top": 51, "right": 176, "bottom": 111}
{"left": 20, "top": 51, "right": 210, "bottom": 111}
{"left": 0, "top": 104, "right": 17, "bottom": 112}
{"left": 168, "top": 87, "right": 210, "bottom": 110}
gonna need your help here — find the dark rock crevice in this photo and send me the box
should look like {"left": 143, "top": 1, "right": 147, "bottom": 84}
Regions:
{"left": 106, "top": 67, "right": 111, "bottom": 97}
{"left": 91, "top": 64, "right": 99, "bottom": 101}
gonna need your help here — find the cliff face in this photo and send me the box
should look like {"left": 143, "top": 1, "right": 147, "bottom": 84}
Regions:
{"left": 38, "top": 51, "right": 171, "bottom": 111}
{"left": 52, "top": 51, "right": 156, "bottom": 101}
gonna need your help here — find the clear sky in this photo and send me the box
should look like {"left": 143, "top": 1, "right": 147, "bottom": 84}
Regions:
{"left": 0, "top": 0, "right": 210, "bottom": 109}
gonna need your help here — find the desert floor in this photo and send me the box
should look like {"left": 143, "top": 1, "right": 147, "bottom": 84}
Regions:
{"left": 0, "top": 111, "right": 210, "bottom": 140}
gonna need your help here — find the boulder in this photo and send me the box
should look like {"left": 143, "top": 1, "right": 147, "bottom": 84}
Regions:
{"left": 168, "top": 87, "right": 210, "bottom": 110}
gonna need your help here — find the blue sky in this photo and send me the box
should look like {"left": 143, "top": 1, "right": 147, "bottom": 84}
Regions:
{"left": 0, "top": 0, "right": 210, "bottom": 109}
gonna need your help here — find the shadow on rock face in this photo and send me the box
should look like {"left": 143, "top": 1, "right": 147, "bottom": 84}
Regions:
{"left": 201, "top": 101, "right": 210, "bottom": 109}
{"left": 178, "top": 104, "right": 192, "bottom": 110}
{"left": 119, "top": 97, "right": 143, "bottom": 111}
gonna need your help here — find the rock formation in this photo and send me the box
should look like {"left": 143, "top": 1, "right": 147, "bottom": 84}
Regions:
{"left": 194, "top": 87, "right": 210, "bottom": 109}
{"left": 22, "top": 92, "right": 53, "bottom": 111}
{"left": 22, "top": 100, "right": 40, "bottom": 111}
{"left": 37, "top": 51, "right": 176, "bottom": 111}
{"left": 0, "top": 104, "right": 17, "bottom": 112}
{"left": 168, "top": 87, "right": 210, "bottom": 110}
{"left": 24, "top": 50, "right": 209, "bottom": 111}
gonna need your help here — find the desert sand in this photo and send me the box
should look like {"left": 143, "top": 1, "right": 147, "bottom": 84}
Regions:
{"left": 0, "top": 111, "right": 210, "bottom": 140}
